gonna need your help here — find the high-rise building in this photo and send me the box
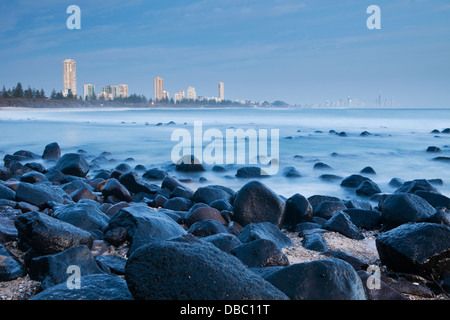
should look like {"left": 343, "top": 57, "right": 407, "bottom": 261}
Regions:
{"left": 63, "top": 59, "right": 76, "bottom": 97}
{"left": 99, "top": 84, "right": 128, "bottom": 100}
{"left": 218, "top": 82, "right": 224, "bottom": 101}
{"left": 154, "top": 76, "right": 164, "bottom": 101}
{"left": 83, "top": 84, "right": 95, "bottom": 101}
{"left": 187, "top": 86, "right": 196, "bottom": 100}
{"left": 117, "top": 84, "right": 129, "bottom": 99}
{"left": 163, "top": 91, "right": 170, "bottom": 101}
{"left": 174, "top": 90, "right": 185, "bottom": 104}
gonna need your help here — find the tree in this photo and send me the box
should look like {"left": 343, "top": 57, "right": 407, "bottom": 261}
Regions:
{"left": 40, "top": 89, "right": 46, "bottom": 99}
{"left": 1, "top": 85, "right": 8, "bottom": 98}
{"left": 50, "top": 89, "right": 57, "bottom": 99}
{"left": 13, "top": 82, "right": 24, "bottom": 98}
{"left": 24, "top": 86, "right": 33, "bottom": 99}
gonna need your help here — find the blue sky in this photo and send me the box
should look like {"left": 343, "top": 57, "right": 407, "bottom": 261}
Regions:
{"left": 0, "top": 0, "right": 449, "bottom": 107}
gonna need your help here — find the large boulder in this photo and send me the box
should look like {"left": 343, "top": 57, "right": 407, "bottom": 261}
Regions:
{"left": 380, "top": 193, "right": 436, "bottom": 229}
{"left": 175, "top": 155, "right": 205, "bottom": 172}
{"left": 101, "top": 179, "right": 132, "bottom": 202}
{"left": 265, "top": 258, "right": 366, "bottom": 300}
{"left": 53, "top": 202, "right": 110, "bottom": 233}
{"left": 104, "top": 205, "right": 187, "bottom": 256}
{"left": 53, "top": 153, "right": 90, "bottom": 177}
{"left": 42, "top": 142, "right": 61, "bottom": 160}
{"left": 415, "top": 191, "right": 450, "bottom": 209}
{"left": 376, "top": 222, "right": 450, "bottom": 278}
{"left": 192, "top": 185, "right": 233, "bottom": 205}
{"left": 29, "top": 245, "right": 106, "bottom": 291}
{"left": 30, "top": 274, "right": 133, "bottom": 300}
{"left": 314, "top": 201, "right": 347, "bottom": 220}
{"left": 118, "top": 171, "right": 159, "bottom": 195}
{"left": 125, "top": 240, "right": 289, "bottom": 300}
{"left": 0, "top": 244, "right": 27, "bottom": 281}
{"left": 343, "top": 209, "right": 381, "bottom": 230}
{"left": 324, "top": 211, "right": 365, "bottom": 240}
{"left": 184, "top": 206, "right": 226, "bottom": 228}
{"left": 14, "top": 211, "right": 94, "bottom": 256}
{"left": 0, "top": 217, "right": 18, "bottom": 243}
{"left": 0, "top": 184, "right": 16, "bottom": 201}
{"left": 283, "top": 193, "right": 313, "bottom": 228}
{"left": 394, "top": 179, "right": 438, "bottom": 194}
{"left": 15, "top": 182, "right": 65, "bottom": 208}
{"left": 341, "top": 174, "right": 371, "bottom": 188}
{"left": 230, "top": 239, "right": 290, "bottom": 268}
{"left": 233, "top": 181, "right": 285, "bottom": 227}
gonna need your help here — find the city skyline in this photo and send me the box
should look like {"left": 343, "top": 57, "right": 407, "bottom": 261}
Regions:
{"left": 0, "top": 1, "right": 449, "bottom": 107}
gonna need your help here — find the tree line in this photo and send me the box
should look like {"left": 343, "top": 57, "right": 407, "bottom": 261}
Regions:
{"left": 2, "top": 83, "right": 46, "bottom": 99}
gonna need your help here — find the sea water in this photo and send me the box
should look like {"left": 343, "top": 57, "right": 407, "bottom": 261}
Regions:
{"left": 0, "top": 107, "right": 449, "bottom": 200}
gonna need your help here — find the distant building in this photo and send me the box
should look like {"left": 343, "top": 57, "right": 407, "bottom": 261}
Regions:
{"left": 163, "top": 90, "right": 170, "bottom": 101}
{"left": 83, "top": 84, "right": 95, "bottom": 101}
{"left": 99, "top": 84, "right": 128, "bottom": 100}
{"left": 218, "top": 82, "right": 224, "bottom": 101}
{"left": 154, "top": 77, "right": 164, "bottom": 101}
{"left": 174, "top": 90, "right": 185, "bottom": 104}
{"left": 187, "top": 86, "right": 196, "bottom": 100}
{"left": 63, "top": 59, "right": 76, "bottom": 97}
{"left": 117, "top": 84, "right": 128, "bottom": 99}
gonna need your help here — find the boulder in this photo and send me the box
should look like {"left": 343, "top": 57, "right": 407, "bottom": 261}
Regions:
{"left": 283, "top": 194, "right": 313, "bottom": 228}
{"left": 14, "top": 211, "right": 94, "bottom": 256}
{"left": 307, "top": 195, "right": 341, "bottom": 212}
{"left": 30, "top": 274, "right": 133, "bottom": 300}
{"left": 341, "top": 174, "right": 371, "bottom": 188}
{"left": 343, "top": 209, "right": 382, "bottom": 230}
{"left": 314, "top": 201, "right": 347, "bottom": 220}
{"left": 360, "top": 166, "right": 376, "bottom": 175}
{"left": 282, "top": 166, "right": 302, "bottom": 178}
{"left": 0, "top": 244, "right": 27, "bottom": 281}
{"left": 0, "top": 166, "right": 13, "bottom": 181}
{"left": 53, "top": 153, "right": 90, "bottom": 177}
{"left": 184, "top": 206, "right": 226, "bottom": 228}
{"left": 119, "top": 171, "right": 159, "bottom": 195}
{"left": 192, "top": 185, "right": 233, "bottom": 205}
{"left": 376, "top": 222, "right": 450, "bottom": 278}
{"left": 0, "top": 184, "right": 16, "bottom": 201}
{"left": 29, "top": 245, "right": 106, "bottom": 291}
{"left": 323, "top": 250, "right": 368, "bottom": 271}
{"left": 235, "top": 167, "right": 266, "bottom": 178}
{"left": 238, "top": 222, "right": 293, "bottom": 249}
{"left": 380, "top": 193, "right": 436, "bottom": 229}
{"left": 95, "top": 255, "right": 127, "bottom": 275}
{"left": 143, "top": 168, "right": 166, "bottom": 180}
{"left": 0, "top": 217, "right": 18, "bottom": 243}
{"left": 53, "top": 202, "right": 110, "bottom": 233}
{"left": 231, "top": 239, "right": 290, "bottom": 268}
{"left": 357, "top": 270, "right": 406, "bottom": 300}
{"left": 394, "top": 179, "right": 438, "bottom": 194}
{"left": 187, "top": 219, "right": 229, "bottom": 237}
{"left": 265, "top": 258, "right": 366, "bottom": 300}
{"left": 356, "top": 180, "right": 381, "bottom": 197}
{"left": 202, "top": 233, "right": 242, "bottom": 253}
{"left": 324, "top": 211, "right": 365, "bottom": 240}
{"left": 415, "top": 191, "right": 450, "bottom": 209}
{"left": 175, "top": 155, "right": 205, "bottom": 172}
{"left": 15, "top": 182, "right": 66, "bottom": 208}
{"left": 233, "top": 181, "right": 285, "bottom": 227}
{"left": 301, "top": 233, "right": 328, "bottom": 252}
{"left": 125, "top": 241, "right": 289, "bottom": 300}
{"left": 101, "top": 179, "right": 132, "bottom": 202}
{"left": 42, "top": 142, "right": 61, "bottom": 160}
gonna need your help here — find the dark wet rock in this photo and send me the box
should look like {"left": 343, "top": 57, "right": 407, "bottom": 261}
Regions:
{"left": 185, "top": 206, "right": 226, "bottom": 228}
{"left": 283, "top": 193, "right": 313, "bottom": 228}
{"left": 415, "top": 191, "right": 450, "bottom": 209}
{"left": 104, "top": 202, "right": 131, "bottom": 218}
{"left": 161, "top": 175, "right": 188, "bottom": 192}
{"left": 175, "top": 155, "right": 205, "bottom": 172}
{"left": 202, "top": 233, "right": 242, "bottom": 253}
{"left": 235, "top": 166, "right": 266, "bottom": 178}
{"left": 42, "top": 142, "right": 61, "bottom": 160}
{"left": 341, "top": 174, "right": 371, "bottom": 188}
{"left": 15, "top": 182, "right": 65, "bottom": 208}
{"left": 0, "top": 184, "right": 15, "bottom": 201}
{"left": 343, "top": 209, "right": 381, "bottom": 230}
{"left": 0, "top": 166, "right": 12, "bottom": 181}
{"left": 24, "top": 162, "right": 47, "bottom": 174}
{"left": 29, "top": 245, "right": 106, "bottom": 291}
{"left": 187, "top": 219, "right": 228, "bottom": 237}
{"left": 70, "top": 187, "right": 98, "bottom": 203}
{"left": 233, "top": 181, "right": 285, "bottom": 228}
{"left": 360, "top": 131, "right": 372, "bottom": 137}
{"left": 53, "top": 202, "right": 110, "bottom": 233}
{"left": 14, "top": 211, "right": 94, "bottom": 256}
{"left": 308, "top": 195, "right": 341, "bottom": 212}
{"left": 282, "top": 166, "right": 301, "bottom": 178}
{"left": 388, "top": 178, "right": 404, "bottom": 188}
{"left": 31, "top": 274, "right": 133, "bottom": 300}
{"left": 319, "top": 174, "right": 343, "bottom": 181}
{"left": 302, "top": 233, "right": 328, "bottom": 252}
{"left": 313, "top": 162, "right": 332, "bottom": 170}
{"left": 95, "top": 255, "right": 127, "bottom": 275}
{"left": 53, "top": 153, "right": 90, "bottom": 177}
{"left": 238, "top": 222, "right": 293, "bottom": 249}
{"left": 212, "top": 165, "right": 227, "bottom": 172}
{"left": 293, "top": 222, "right": 323, "bottom": 233}
{"left": 395, "top": 179, "right": 439, "bottom": 194}
{"left": 428, "top": 208, "right": 450, "bottom": 226}
{"left": 114, "top": 163, "right": 132, "bottom": 174}
{"left": 148, "top": 194, "right": 167, "bottom": 208}
{"left": 431, "top": 129, "right": 440, "bottom": 134}
{"left": 9, "top": 161, "right": 33, "bottom": 176}
{"left": 119, "top": 171, "right": 159, "bottom": 195}
{"left": 0, "top": 244, "right": 27, "bottom": 281}
{"left": 298, "top": 228, "right": 329, "bottom": 238}
{"left": 105, "top": 205, "right": 186, "bottom": 256}
{"left": 61, "top": 180, "right": 94, "bottom": 196}
{"left": 170, "top": 186, "right": 194, "bottom": 200}
{"left": 338, "top": 132, "right": 347, "bottom": 137}
{"left": 94, "top": 170, "right": 111, "bottom": 180}
{"left": 209, "top": 199, "right": 232, "bottom": 212}
{"left": 323, "top": 250, "right": 368, "bottom": 271}
{"left": 231, "top": 239, "right": 290, "bottom": 268}
{"left": 344, "top": 199, "right": 372, "bottom": 210}
{"left": 427, "top": 146, "right": 441, "bottom": 153}
{"left": 101, "top": 179, "right": 132, "bottom": 203}
{"left": 0, "top": 217, "right": 18, "bottom": 243}
{"left": 142, "top": 168, "right": 166, "bottom": 180}
{"left": 44, "top": 168, "right": 66, "bottom": 184}
{"left": 357, "top": 270, "right": 407, "bottom": 300}
{"left": 325, "top": 211, "right": 365, "bottom": 240}
{"left": 162, "top": 196, "right": 192, "bottom": 211}
{"left": 13, "top": 150, "right": 40, "bottom": 160}
{"left": 19, "top": 171, "right": 48, "bottom": 184}
{"left": 356, "top": 180, "right": 382, "bottom": 197}
{"left": 125, "top": 241, "right": 289, "bottom": 300}
{"left": 432, "top": 156, "right": 450, "bottom": 162}
{"left": 104, "top": 227, "right": 128, "bottom": 247}
{"left": 265, "top": 258, "right": 366, "bottom": 300}
{"left": 360, "top": 166, "right": 376, "bottom": 175}
{"left": 192, "top": 185, "right": 233, "bottom": 205}
{"left": 380, "top": 193, "right": 436, "bottom": 229}
{"left": 376, "top": 222, "right": 450, "bottom": 278}
{"left": 442, "top": 128, "right": 450, "bottom": 134}
{"left": 314, "top": 201, "right": 347, "bottom": 220}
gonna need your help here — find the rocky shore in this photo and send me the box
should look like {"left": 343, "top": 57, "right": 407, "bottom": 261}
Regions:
{"left": 0, "top": 142, "right": 449, "bottom": 300}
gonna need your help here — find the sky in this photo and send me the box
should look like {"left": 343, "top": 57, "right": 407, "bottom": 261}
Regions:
{"left": 0, "top": 0, "right": 449, "bottom": 107}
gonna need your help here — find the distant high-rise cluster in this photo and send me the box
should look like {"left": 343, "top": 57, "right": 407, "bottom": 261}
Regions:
{"left": 63, "top": 59, "right": 76, "bottom": 97}
{"left": 154, "top": 76, "right": 224, "bottom": 104}
{"left": 99, "top": 84, "right": 129, "bottom": 100}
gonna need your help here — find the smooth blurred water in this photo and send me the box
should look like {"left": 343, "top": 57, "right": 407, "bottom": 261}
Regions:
{"left": 0, "top": 107, "right": 449, "bottom": 199}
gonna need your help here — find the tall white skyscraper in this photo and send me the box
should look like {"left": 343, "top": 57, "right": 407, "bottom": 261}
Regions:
{"left": 218, "top": 82, "right": 224, "bottom": 101}
{"left": 63, "top": 59, "right": 76, "bottom": 97}
{"left": 117, "top": 84, "right": 129, "bottom": 98}
{"left": 154, "top": 76, "right": 164, "bottom": 101}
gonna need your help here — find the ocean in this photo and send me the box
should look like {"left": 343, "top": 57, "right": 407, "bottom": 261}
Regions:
{"left": 0, "top": 107, "right": 449, "bottom": 200}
